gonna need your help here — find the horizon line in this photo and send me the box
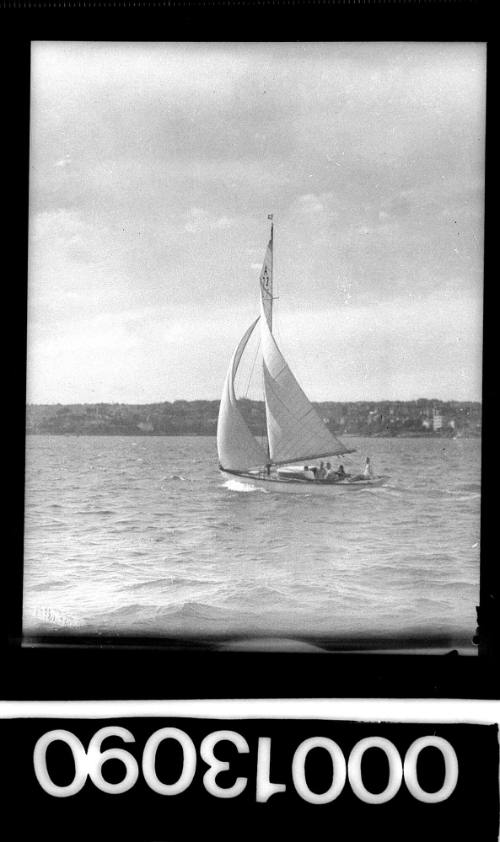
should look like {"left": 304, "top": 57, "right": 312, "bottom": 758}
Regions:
{"left": 26, "top": 396, "right": 483, "bottom": 407}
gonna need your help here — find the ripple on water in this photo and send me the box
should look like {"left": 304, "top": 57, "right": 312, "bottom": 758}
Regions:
{"left": 23, "top": 435, "right": 481, "bottom": 639}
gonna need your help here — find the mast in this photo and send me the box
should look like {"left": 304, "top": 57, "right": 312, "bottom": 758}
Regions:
{"left": 264, "top": 214, "right": 274, "bottom": 468}
{"left": 268, "top": 213, "right": 274, "bottom": 331}
{"left": 259, "top": 215, "right": 356, "bottom": 467}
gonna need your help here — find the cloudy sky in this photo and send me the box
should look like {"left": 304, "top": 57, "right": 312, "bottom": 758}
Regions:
{"left": 27, "top": 41, "right": 486, "bottom": 404}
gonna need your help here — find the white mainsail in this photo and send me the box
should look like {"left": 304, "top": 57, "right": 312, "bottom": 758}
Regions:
{"left": 259, "top": 223, "right": 273, "bottom": 330}
{"left": 217, "top": 318, "right": 268, "bottom": 471}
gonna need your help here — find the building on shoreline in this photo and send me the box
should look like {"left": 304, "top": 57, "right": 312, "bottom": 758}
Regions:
{"left": 25, "top": 399, "right": 482, "bottom": 438}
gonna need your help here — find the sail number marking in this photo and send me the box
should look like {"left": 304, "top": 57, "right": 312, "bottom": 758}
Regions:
{"left": 33, "top": 727, "right": 458, "bottom": 804}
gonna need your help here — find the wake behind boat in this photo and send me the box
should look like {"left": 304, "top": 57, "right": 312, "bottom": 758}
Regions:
{"left": 216, "top": 217, "right": 389, "bottom": 493}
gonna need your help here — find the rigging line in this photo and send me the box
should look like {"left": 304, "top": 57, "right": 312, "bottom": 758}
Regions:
{"left": 271, "top": 215, "right": 276, "bottom": 325}
{"left": 243, "top": 336, "right": 261, "bottom": 399}
{"left": 341, "top": 451, "right": 359, "bottom": 466}
{"left": 267, "top": 327, "right": 314, "bottom": 401}
{"left": 260, "top": 361, "right": 271, "bottom": 458}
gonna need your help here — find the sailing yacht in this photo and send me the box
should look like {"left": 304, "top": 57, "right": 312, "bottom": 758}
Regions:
{"left": 216, "top": 218, "right": 388, "bottom": 493}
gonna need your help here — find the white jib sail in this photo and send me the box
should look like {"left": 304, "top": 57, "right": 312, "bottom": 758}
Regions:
{"left": 217, "top": 318, "right": 268, "bottom": 471}
{"left": 259, "top": 299, "right": 353, "bottom": 465}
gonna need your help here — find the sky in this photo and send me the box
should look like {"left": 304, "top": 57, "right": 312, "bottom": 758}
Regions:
{"left": 27, "top": 41, "right": 486, "bottom": 404}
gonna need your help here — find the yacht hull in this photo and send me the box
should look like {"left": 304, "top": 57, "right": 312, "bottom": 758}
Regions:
{"left": 221, "top": 470, "right": 388, "bottom": 494}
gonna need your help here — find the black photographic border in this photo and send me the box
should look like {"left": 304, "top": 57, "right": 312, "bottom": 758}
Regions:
{"left": 5, "top": 0, "right": 498, "bottom": 702}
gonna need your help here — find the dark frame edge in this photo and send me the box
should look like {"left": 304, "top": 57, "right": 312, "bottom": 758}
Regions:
{"left": 5, "top": 0, "right": 498, "bottom": 704}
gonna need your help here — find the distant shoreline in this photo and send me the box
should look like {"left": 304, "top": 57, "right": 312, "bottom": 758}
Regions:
{"left": 25, "top": 398, "right": 481, "bottom": 439}
{"left": 25, "top": 431, "right": 480, "bottom": 439}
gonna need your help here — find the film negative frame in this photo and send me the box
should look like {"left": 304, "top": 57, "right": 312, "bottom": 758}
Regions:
{"left": 5, "top": 0, "right": 498, "bottom": 705}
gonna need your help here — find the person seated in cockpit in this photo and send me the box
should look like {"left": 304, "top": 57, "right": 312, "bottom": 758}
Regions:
{"left": 316, "top": 461, "right": 327, "bottom": 480}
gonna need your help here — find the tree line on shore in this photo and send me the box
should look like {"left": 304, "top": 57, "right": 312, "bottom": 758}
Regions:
{"left": 26, "top": 398, "right": 481, "bottom": 438}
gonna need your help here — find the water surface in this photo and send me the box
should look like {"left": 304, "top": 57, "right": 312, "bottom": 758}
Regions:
{"left": 23, "top": 435, "right": 481, "bottom": 646}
